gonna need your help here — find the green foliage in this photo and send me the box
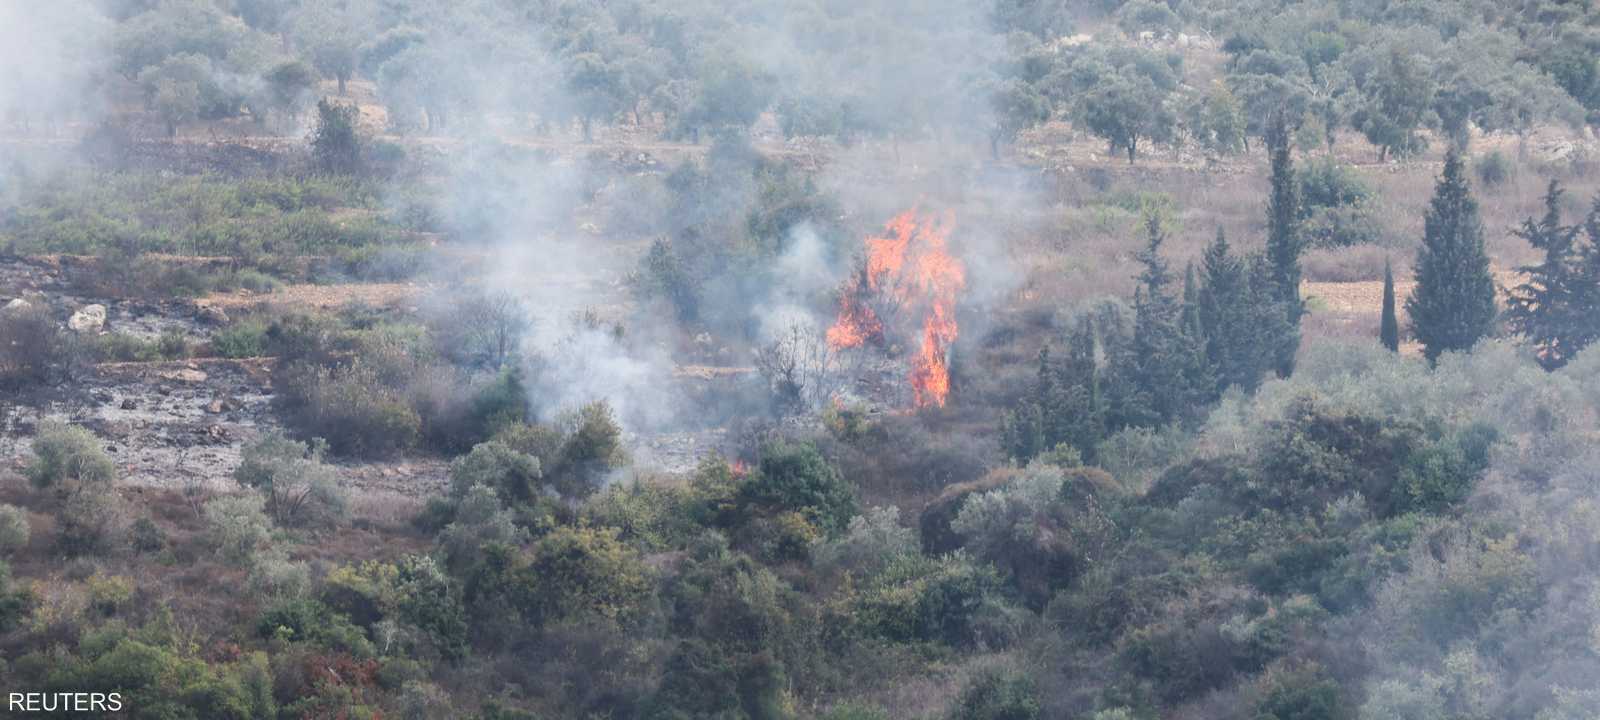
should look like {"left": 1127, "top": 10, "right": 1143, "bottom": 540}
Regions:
{"left": 549, "top": 401, "right": 628, "bottom": 499}
{"left": 0, "top": 505, "right": 29, "bottom": 556}
{"left": 0, "top": 562, "right": 34, "bottom": 632}
{"left": 740, "top": 441, "right": 857, "bottom": 536}
{"left": 1476, "top": 151, "right": 1511, "bottom": 187}
{"left": 1352, "top": 49, "right": 1434, "bottom": 161}
{"left": 449, "top": 441, "right": 543, "bottom": 505}
{"left": 847, "top": 551, "right": 1008, "bottom": 648}
{"left": 513, "top": 525, "right": 653, "bottom": 628}
{"left": 1381, "top": 260, "right": 1400, "bottom": 352}
{"left": 1198, "top": 229, "right": 1286, "bottom": 394}
{"left": 212, "top": 319, "right": 270, "bottom": 358}
{"left": 1107, "top": 215, "right": 1214, "bottom": 428}
{"left": 1003, "top": 316, "right": 1105, "bottom": 463}
{"left": 27, "top": 423, "right": 116, "bottom": 491}
{"left": 1078, "top": 71, "right": 1176, "bottom": 164}
{"left": 204, "top": 494, "right": 273, "bottom": 567}
{"left": 273, "top": 361, "right": 421, "bottom": 457}
{"left": 1252, "top": 664, "right": 1350, "bottom": 720}
{"left": 1506, "top": 180, "right": 1600, "bottom": 370}
{"left": 255, "top": 597, "right": 376, "bottom": 657}
{"left": 1406, "top": 150, "right": 1497, "bottom": 363}
{"left": 634, "top": 238, "right": 701, "bottom": 324}
{"left": 234, "top": 431, "right": 347, "bottom": 527}
{"left": 1265, "top": 114, "right": 1305, "bottom": 377}
{"left": 813, "top": 505, "right": 918, "bottom": 577}
{"left": 312, "top": 99, "right": 362, "bottom": 175}
{"left": 0, "top": 172, "right": 405, "bottom": 258}
{"left": 438, "top": 483, "right": 525, "bottom": 573}
{"left": 947, "top": 667, "right": 1040, "bottom": 720}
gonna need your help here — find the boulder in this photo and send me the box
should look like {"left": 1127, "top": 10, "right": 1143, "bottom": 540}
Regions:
{"left": 2, "top": 298, "right": 31, "bottom": 313}
{"left": 68, "top": 304, "right": 107, "bottom": 333}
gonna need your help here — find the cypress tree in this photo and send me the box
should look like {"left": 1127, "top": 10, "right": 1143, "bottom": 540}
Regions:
{"left": 1199, "top": 227, "right": 1262, "bottom": 393}
{"left": 1380, "top": 259, "right": 1400, "bottom": 352}
{"left": 1117, "top": 214, "right": 1210, "bottom": 427}
{"left": 1264, "top": 113, "right": 1305, "bottom": 377}
{"left": 1001, "top": 316, "right": 1105, "bottom": 463}
{"left": 1577, "top": 198, "right": 1600, "bottom": 356}
{"left": 1406, "top": 149, "right": 1497, "bottom": 363}
{"left": 1506, "top": 180, "right": 1585, "bottom": 369}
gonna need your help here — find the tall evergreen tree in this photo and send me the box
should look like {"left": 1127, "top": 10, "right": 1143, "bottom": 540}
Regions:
{"left": 1114, "top": 214, "right": 1212, "bottom": 427}
{"left": 1001, "top": 315, "right": 1104, "bottom": 463}
{"left": 1380, "top": 258, "right": 1400, "bottom": 352}
{"left": 1198, "top": 228, "right": 1279, "bottom": 394}
{"left": 1264, "top": 112, "right": 1305, "bottom": 377}
{"left": 1507, "top": 180, "right": 1586, "bottom": 369}
{"left": 1406, "top": 149, "right": 1497, "bottom": 363}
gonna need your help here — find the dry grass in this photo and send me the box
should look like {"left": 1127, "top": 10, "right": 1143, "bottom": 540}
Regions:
{"left": 196, "top": 281, "right": 424, "bottom": 311}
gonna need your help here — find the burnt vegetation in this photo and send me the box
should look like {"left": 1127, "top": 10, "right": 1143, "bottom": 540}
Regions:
{"left": 4, "top": 1, "right": 1600, "bottom": 719}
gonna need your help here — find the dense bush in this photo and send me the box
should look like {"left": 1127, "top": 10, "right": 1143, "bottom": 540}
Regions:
{"left": 947, "top": 667, "right": 1041, "bottom": 720}
{"left": 204, "top": 494, "right": 273, "bottom": 567}
{"left": 846, "top": 551, "right": 1008, "bottom": 648}
{"left": 234, "top": 431, "right": 348, "bottom": 528}
{"left": 447, "top": 441, "right": 542, "bottom": 504}
{"left": 740, "top": 441, "right": 857, "bottom": 536}
{"left": 0, "top": 303, "right": 69, "bottom": 388}
{"left": 0, "top": 504, "right": 32, "bottom": 555}
{"left": 273, "top": 361, "right": 421, "bottom": 458}
{"left": 25, "top": 423, "right": 115, "bottom": 491}
{"left": 509, "top": 525, "right": 653, "bottom": 628}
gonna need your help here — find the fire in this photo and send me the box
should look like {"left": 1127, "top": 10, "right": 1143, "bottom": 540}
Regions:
{"left": 827, "top": 209, "right": 965, "bottom": 408}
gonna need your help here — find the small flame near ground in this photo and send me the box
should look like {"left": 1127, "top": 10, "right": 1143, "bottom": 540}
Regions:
{"left": 826, "top": 209, "right": 965, "bottom": 408}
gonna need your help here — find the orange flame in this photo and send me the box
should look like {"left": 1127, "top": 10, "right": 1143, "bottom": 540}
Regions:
{"left": 827, "top": 209, "right": 965, "bottom": 408}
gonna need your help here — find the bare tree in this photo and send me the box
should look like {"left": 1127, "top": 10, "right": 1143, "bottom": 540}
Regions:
{"left": 430, "top": 290, "right": 531, "bottom": 370}
{"left": 755, "top": 322, "right": 860, "bottom": 415}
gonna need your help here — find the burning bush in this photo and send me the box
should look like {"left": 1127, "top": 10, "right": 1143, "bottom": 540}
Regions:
{"left": 827, "top": 210, "right": 966, "bottom": 409}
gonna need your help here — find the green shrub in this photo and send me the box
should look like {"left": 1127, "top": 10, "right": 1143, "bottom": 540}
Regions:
{"left": 235, "top": 269, "right": 284, "bottom": 293}
{"left": 57, "top": 491, "right": 124, "bottom": 556}
{"left": 128, "top": 516, "right": 166, "bottom": 554}
{"left": 255, "top": 597, "right": 376, "bottom": 656}
{"left": 88, "top": 333, "right": 162, "bottom": 362}
{"left": 1299, "top": 158, "right": 1372, "bottom": 210}
{"left": 234, "top": 431, "right": 348, "bottom": 527}
{"left": 156, "top": 329, "right": 190, "bottom": 359}
{"left": 548, "top": 401, "right": 628, "bottom": 499}
{"left": 390, "top": 555, "right": 469, "bottom": 661}
{"left": 1476, "top": 150, "right": 1511, "bottom": 187}
{"left": 740, "top": 441, "right": 856, "bottom": 535}
{"left": 947, "top": 667, "right": 1041, "bottom": 720}
{"left": 0, "top": 504, "right": 31, "bottom": 555}
{"left": 27, "top": 423, "right": 115, "bottom": 491}
{"left": 1253, "top": 664, "right": 1350, "bottom": 720}
{"left": 850, "top": 552, "right": 1007, "bottom": 647}
{"left": 822, "top": 702, "right": 891, "bottom": 720}
{"left": 814, "top": 505, "right": 918, "bottom": 577}
{"left": 437, "top": 483, "right": 524, "bottom": 573}
{"left": 273, "top": 361, "right": 420, "bottom": 457}
{"left": 203, "top": 494, "right": 273, "bottom": 567}
{"left": 448, "top": 441, "right": 542, "bottom": 503}
{"left": 0, "top": 561, "right": 33, "bottom": 631}
{"left": 512, "top": 525, "right": 653, "bottom": 628}
{"left": 1303, "top": 205, "right": 1382, "bottom": 248}
{"left": 86, "top": 572, "right": 134, "bottom": 615}
{"left": 211, "top": 319, "right": 269, "bottom": 358}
